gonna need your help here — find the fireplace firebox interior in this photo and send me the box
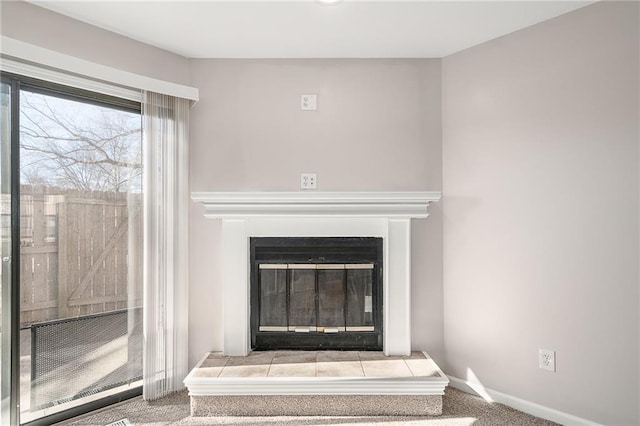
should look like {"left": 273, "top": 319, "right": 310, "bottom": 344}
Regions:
{"left": 250, "top": 237, "right": 383, "bottom": 350}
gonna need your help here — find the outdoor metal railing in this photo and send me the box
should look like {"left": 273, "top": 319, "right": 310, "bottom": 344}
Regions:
{"left": 29, "top": 307, "right": 142, "bottom": 410}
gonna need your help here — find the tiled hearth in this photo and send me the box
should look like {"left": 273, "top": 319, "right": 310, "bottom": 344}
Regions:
{"left": 184, "top": 350, "right": 449, "bottom": 416}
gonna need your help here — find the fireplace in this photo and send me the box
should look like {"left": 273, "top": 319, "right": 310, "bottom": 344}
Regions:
{"left": 191, "top": 191, "right": 441, "bottom": 356}
{"left": 250, "top": 237, "right": 383, "bottom": 350}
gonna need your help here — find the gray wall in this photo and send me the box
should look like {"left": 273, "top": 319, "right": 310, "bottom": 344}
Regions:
{"left": 188, "top": 59, "right": 444, "bottom": 366}
{"left": 0, "top": 1, "right": 190, "bottom": 85}
{"left": 5, "top": 1, "right": 640, "bottom": 422}
{"left": 442, "top": 2, "right": 639, "bottom": 424}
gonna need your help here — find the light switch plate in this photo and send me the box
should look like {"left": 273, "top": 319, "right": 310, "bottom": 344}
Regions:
{"left": 301, "top": 94, "right": 317, "bottom": 111}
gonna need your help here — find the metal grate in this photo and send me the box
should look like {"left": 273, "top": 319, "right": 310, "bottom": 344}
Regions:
{"left": 30, "top": 308, "right": 143, "bottom": 410}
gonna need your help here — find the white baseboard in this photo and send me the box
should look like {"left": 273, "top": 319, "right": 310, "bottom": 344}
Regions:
{"left": 447, "top": 375, "right": 602, "bottom": 426}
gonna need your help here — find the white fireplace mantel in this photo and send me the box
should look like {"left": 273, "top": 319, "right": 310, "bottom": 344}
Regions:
{"left": 192, "top": 191, "right": 441, "bottom": 357}
{"left": 191, "top": 191, "right": 441, "bottom": 218}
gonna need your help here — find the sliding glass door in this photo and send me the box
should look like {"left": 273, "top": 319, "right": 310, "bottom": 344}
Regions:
{"left": 1, "top": 73, "right": 143, "bottom": 424}
{"left": 0, "top": 79, "right": 15, "bottom": 426}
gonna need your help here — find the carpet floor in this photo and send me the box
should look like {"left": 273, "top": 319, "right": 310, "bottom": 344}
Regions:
{"left": 57, "top": 387, "right": 559, "bottom": 426}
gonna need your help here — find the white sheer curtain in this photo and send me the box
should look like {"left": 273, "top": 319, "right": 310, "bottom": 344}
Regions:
{"left": 142, "top": 91, "right": 190, "bottom": 400}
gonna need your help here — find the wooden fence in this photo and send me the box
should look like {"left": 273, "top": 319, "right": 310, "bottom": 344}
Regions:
{"left": 19, "top": 185, "right": 143, "bottom": 325}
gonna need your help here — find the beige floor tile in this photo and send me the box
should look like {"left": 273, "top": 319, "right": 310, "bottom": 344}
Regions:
{"left": 246, "top": 351, "right": 277, "bottom": 360}
{"left": 268, "top": 362, "right": 317, "bottom": 377}
{"left": 404, "top": 358, "right": 440, "bottom": 377}
{"left": 201, "top": 357, "right": 229, "bottom": 368}
{"left": 317, "top": 360, "right": 364, "bottom": 377}
{"left": 360, "top": 359, "right": 413, "bottom": 377}
{"left": 271, "top": 351, "right": 317, "bottom": 365}
{"left": 193, "top": 366, "right": 225, "bottom": 378}
{"left": 219, "top": 364, "right": 270, "bottom": 377}
{"left": 226, "top": 352, "right": 274, "bottom": 366}
{"left": 316, "top": 351, "right": 359, "bottom": 362}
{"left": 404, "top": 351, "right": 427, "bottom": 359}
{"left": 357, "top": 351, "right": 404, "bottom": 361}
{"left": 194, "top": 356, "right": 229, "bottom": 378}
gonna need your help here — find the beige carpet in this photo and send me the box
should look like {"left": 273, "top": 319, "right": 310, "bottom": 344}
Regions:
{"left": 57, "top": 388, "right": 558, "bottom": 426}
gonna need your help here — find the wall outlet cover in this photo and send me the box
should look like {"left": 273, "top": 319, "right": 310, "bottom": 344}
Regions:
{"left": 301, "top": 173, "right": 317, "bottom": 189}
{"left": 539, "top": 349, "right": 556, "bottom": 372}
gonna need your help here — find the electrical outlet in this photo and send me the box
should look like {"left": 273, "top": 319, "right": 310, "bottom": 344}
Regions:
{"left": 301, "top": 173, "right": 317, "bottom": 189}
{"left": 539, "top": 349, "right": 556, "bottom": 372}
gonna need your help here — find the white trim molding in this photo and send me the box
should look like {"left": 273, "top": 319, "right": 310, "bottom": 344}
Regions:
{"left": 447, "top": 375, "right": 603, "bottom": 426}
{"left": 190, "top": 191, "right": 441, "bottom": 218}
{"left": 0, "top": 36, "right": 199, "bottom": 102}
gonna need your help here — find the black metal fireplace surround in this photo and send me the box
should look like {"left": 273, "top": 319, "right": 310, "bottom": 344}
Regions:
{"left": 250, "top": 237, "right": 383, "bottom": 350}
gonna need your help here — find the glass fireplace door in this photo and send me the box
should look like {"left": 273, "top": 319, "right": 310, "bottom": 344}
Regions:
{"left": 317, "top": 265, "right": 345, "bottom": 332}
{"left": 288, "top": 266, "right": 316, "bottom": 332}
{"left": 258, "top": 265, "right": 287, "bottom": 331}
{"left": 257, "top": 263, "right": 375, "bottom": 334}
{"left": 346, "top": 265, "right": 374, "bottom": 331}
{"left": 251, "top": 237, "right": 382, "bottom": 351}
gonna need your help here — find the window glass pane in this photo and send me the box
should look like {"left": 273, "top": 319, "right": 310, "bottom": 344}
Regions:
{"left": 0, "top": 81, "right": 12, "bottom": 426}
{"left": 318, "top": 269, "right": 345, "bottom": 330}
{"left": 346, "top": 269, "right": 374, "bottom": 329}
{"left": 259, "top": 269, "right": 287, "bottom": 330}
{"left": 18, "top": 90, "right": 142, "bottom": 422}
{"left": 288, "top": 269, "right": 315, "bottom": 330}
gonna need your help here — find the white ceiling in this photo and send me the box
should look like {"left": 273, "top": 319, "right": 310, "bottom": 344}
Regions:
{"left": 28, "top": 0, "right": 595, "bottom": 59}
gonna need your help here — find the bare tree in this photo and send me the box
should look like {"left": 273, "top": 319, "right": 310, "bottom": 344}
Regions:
{"left": 20, "top": 92, "right": 142, "bottom": 192}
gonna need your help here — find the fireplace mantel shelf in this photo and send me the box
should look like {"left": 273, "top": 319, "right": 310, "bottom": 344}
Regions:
{"left": 191, "top": 191, "right": 441, "bottom": 218}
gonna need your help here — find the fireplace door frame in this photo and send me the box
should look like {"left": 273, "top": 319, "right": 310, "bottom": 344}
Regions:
{"left": 250, "top": 237, "right": 383, "bottom": 351}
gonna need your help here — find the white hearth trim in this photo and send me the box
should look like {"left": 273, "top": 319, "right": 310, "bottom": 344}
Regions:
{"left": 192, "top": 191, "right": 441, "bottom": 357}
{"left": 186, "top": 376, "right": 447, "bottom": 396}
{"left": 184, "top": 351, "right": 449, "bottom": 396}
{"left": 191, "top": 191, "right": 441, "bottom": 218}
